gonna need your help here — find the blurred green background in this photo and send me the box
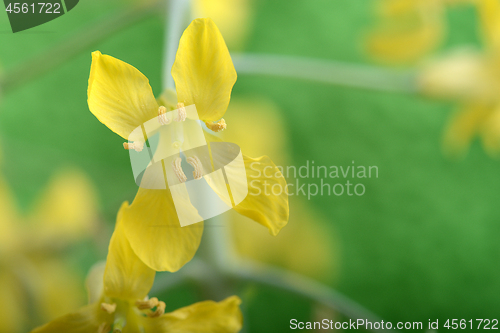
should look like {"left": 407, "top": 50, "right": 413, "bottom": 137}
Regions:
{"left": 0, "top": 0, "right": 499, "bottom": 332}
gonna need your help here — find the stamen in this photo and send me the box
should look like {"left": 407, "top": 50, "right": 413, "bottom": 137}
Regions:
{"left": 175, "top": 103, "right": 186, "bottom": 122}
{"left": 123, "top": 142, "right": 144, "bottom": 152}
{"left": 97, "top": 322, "right": 111, "bottom": 333}
{"left": 100, "top": 302, "right": 117, "bottom": 314}
{"left": 147, "top": 301, "right": 166, "bottom": 318}
{"left": 205, "top": 118, "right": 226, "bottom": 132}
{"left": 187, "top": 156, "right": 203, "bottom": 180}
{"left": 172, "top": 157, "right": 187, "bottom": 183}
{"left": 158, "top": 106, "right": 171, "bottom": 125}
{"left": 135, "top": 297, "right": 159, "bottom": 310}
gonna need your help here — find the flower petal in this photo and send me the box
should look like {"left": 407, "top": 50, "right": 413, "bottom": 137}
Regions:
{"left": 234, "top": 155, "right": 289, "bottom": 236}
{"left": 478, "top": 0, "right": 500, "bottom": 48}
{"left": 31, "top": 259, "right": 86, "bottom": 324}
{"left": 443, "top": 104, "right": 493, "bottom": 157}
{"left": 366, "top": 0, "right": 443, "bottom": 63}
{"left": 0, "top": 178, "right": 19, "bottom": 247}
{"left": 204, "top": 134, "right": 288, "bottom": 235}
{"left": 28, "top": 168, "right": 98, "bottom": 245}
{"left": 103, "top": 204, "right": 156, "bottom": 300}
{"left": 29, "top": 304, "right": 105, "bottom": 333}
{"left": 0, "top": 272, "right": 26, "bottom": 333}
{"left": 172, "top": 18, "right": 236, "bottom": 122}
{"left": 120, "top": 188, "right": 204, "bottom": 272}
{"left": 88, "top": 51, "right": 158, "bottom": 140}
{"left": 142, "top": 296, "right": 243, "bottom": 333}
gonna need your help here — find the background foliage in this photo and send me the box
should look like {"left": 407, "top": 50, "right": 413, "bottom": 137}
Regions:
{"left": 0, "top": 0, "right": 498, "bottom": 331}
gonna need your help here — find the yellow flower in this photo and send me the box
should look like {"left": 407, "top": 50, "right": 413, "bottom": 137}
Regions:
{"left": 418, "top": 0, "right": 500, "bottom": 156}
{"left": 30, "top": 207, "right": 243, "bottom": 333}
{"left": 0, "top": 168, "right": 98, "bottom": 333}
{"left": 87, "top": 18, "right": 289, "bottom": 272}
{"left": 366, "top": 0, "right": 474, "bottom": 64}
{"left": 193, "top": 0, "right": 253, "bottom": 50}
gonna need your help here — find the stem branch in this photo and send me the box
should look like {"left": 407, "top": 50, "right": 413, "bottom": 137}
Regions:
{"left": 232, "top": 53, "right": 418, "bottom": 94}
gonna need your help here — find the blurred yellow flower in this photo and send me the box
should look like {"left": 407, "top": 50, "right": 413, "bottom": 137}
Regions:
{"left": 87, "top": 18, "right": 289, "bottom": 272}
{"left": 193, "top": 0, "right": 253, "bottom": 50}
{"left": 419, "top": 0, "right": 500, "bottom": 156}
{"left": 366, "top": 0, "right": 474, "bottom": 64}
{"left": 0, "top": 168, "right": 98, "bottom": 333}
{"left": 224, "top": 98, "right": 339, "bottom": 282}
{"left": 30, "top": 210, "right": 243, "bottom": 333}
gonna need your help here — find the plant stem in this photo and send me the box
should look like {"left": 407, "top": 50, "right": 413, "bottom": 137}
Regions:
{"left": 162, "top": 0, "right": 191, "bottom": 90}
{"left": 0, "top": 1, "right": 162, "bottom": 94}
{"left": 227, "top": 259, "right": 397, "bottom": 333}
{"left": 232, "top": 53, "right": 418, "bottom": 94}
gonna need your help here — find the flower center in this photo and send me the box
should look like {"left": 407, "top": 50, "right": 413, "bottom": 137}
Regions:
{"left": 98, "top": 296, "right": 166, "bottom": 332}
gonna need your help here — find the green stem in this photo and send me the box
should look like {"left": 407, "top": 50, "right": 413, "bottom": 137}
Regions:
{"left": 231, "top": 53, "right": 418, "bottom": 93}
{"left": 0, "top": 1, "right": 162, "bottom": 94}
{"left": 226, "top": 259, "right": 397, "bottom": 333}
{"left": 162, "top": 0, "right": 191, "bottom": 90}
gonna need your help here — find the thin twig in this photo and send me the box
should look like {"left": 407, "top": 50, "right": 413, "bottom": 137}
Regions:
{"left": 232, "top": 53, "right": 418, "bottom": 94}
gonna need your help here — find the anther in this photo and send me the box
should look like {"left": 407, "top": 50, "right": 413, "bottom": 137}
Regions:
{"left": 97, "top": 322, "right": 111, "bottom": 333}
{"left": 135, "top": 297, "right": 159, "bottom": 310}
{"left": 187, "top": 156, "right": 203, "bottom": 180}
{"left": 172, "top": 157, "right": 187, "bottom": 183}
{"left": 123, "top": 142, "right": 143, "bottom": 152}
{"left": 158, "top": 106, "right": 171, "bottom": 125}
{"left": 175, "top": 103, "right": 186, "bottom": 122}
{"left": 100, "top": 302, "right": 117, "bottom": 314}
{"left": 147, "top": 301, "right": 166, "bottom": 318}
{"left": 205, "top": 118, "right": 226, "bottom": 132}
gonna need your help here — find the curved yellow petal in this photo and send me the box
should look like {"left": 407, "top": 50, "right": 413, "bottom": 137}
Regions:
{"left": 193, "top": 0, "right": 253, "bottom": 50}
{"left": 204, "top": 133, "right": 288, "bottom": 235}
{"left": 0, "top": 178, "right": 19, "bottom": 247}
{"left": 88, "top": 51, "right": 159, "bottom": 140}
{"left": 478, "top": 0, "right": 500, "bottom": 49}
{"left": 366, "top": 0, "right": 443, "bottom": 64}
{"left": 120, "top": 188, "right": 204, "bottom": 272}
{"left": 480, "top": 106, "right": 500, "bottom": 156}
{"left": 222, "top": 97, "right": 289, "bottom": 164}
{"left": 29, "top": 304, "right": 106, "bottom": 333}
{"left": 172, "top": 18, "right": 236, "bottom": 122}
{"left": 28, "top": 168, "right": 98, "bottom": 245}
{"left": 0, "top": 272, "right": 26, "bottom": 333}
{"left": 235, "top": 155, "right": 289, "bottom": 236}
{"left": 31, "top": 259, "right": 86, "bottom": 324}
{"left": 103, "top": 204, "right": 156, "bottom": 300}
{"left": 443, "top": 104, "right": 493, "bottom": 158}
{"left": 142, "top": 296, "right": 243, "bottom": 333}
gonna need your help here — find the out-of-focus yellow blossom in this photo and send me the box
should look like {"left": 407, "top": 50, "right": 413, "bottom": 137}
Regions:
{"left": 0, "top": 168, "right": 98, "bottom": 333}
{"left": 223, "top": 98, "right": 338, "bottom": 282}
{"left": 366, "top": 0, "right": 474, "bottom": 64}
{"left": 87, "top": 18, "right": 289, "bottom": 272}
{"left": 30, "top": 210, "right": 243, "bottom": 333}
{"left": 419, "top": 0, "right": 500, "bottom": 156}
{"left": 193, "top": 0, "right": 253, "bottom": 50}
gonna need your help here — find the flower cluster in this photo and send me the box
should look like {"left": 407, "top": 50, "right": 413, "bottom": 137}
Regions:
{"left": 367, "top": 0, "right": 500, "bottom": 157}
{"left": 30, "top": 18, "right": 289, "bottom": 333}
